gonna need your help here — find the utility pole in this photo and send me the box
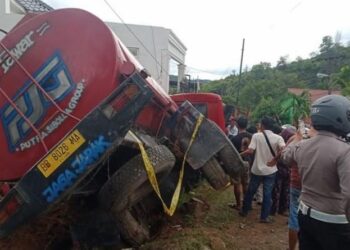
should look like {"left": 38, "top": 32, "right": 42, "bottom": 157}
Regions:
{"left": 236, "top": 38, "right": 245, "bottom": 104}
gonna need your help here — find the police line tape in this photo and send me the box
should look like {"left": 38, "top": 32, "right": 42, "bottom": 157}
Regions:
{"left": 129, "top": 114, "right": 204, "bottom": 216}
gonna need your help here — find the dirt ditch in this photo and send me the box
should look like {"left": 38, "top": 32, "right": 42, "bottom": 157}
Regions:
{"left": 141, "top": 182, "right": 288, "bottom": 250}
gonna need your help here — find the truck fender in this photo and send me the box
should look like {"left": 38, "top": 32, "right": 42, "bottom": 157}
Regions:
{"left": 169, "top": 101, "right": 246, "bottom": 174}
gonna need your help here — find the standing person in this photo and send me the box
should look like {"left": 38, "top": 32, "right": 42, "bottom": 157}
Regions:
{"left": 247, "top": 125, "right": 257, "bottom": 135}
{"left": 228, "top": 116, "right": 252, "bottom": 209}
{"left": 270, "top": 127, "right": 295, "bottom": 216}
{"left": 247, "top": 125, "right": 263, "bottom": 205}
{"left": 282, "top": 95, "right": 350, "bottom": 249}
{"left": 227, "top": 117, "right": 238, "bottom": 138}
{"left": 287, "top": 157, "right": 301, "bottom": 250}
{"left": 246, "top": 125, "right": 263, "bottom": 204}
{"left": 287, "top": 127, "right": 316, "bottom": 250}
{"left": 239, "top": 116, "right": 285, "bottom": 223}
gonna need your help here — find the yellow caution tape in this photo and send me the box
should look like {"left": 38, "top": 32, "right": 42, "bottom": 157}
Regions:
{"left": 129, "top": 114, "right": 204, "bottom": 216}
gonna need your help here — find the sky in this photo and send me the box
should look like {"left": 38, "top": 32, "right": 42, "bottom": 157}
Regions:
{"left": 43, "top": 0, "right": 350, "bottom": 80}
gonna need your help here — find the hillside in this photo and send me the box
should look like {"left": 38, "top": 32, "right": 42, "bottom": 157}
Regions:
{"left": 201, "top": 35, "right": 350, "bottom": 123}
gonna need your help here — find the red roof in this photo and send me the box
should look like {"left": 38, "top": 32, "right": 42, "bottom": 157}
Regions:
{"left": 287, "top": 88, "right": 341, "bottom": 103}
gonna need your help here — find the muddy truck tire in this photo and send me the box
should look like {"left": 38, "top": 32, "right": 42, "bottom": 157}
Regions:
{"left": 218, "top": 144, "right": 249, "bottom": 180}
{"left": 98, "top": 145, "right": 175, "bottom": 246}
{"left": 201, "top": 158, "right": 230, "bottom": 190}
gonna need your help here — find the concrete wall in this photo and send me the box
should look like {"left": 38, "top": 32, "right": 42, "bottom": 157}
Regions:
{"left": 0, "top": 0, "right": 26, "bottom": 39}
{"left": 0, "top": 13, "right": 24, "bottom": 39}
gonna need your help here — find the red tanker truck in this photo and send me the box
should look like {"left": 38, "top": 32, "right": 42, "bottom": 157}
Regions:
{"left": 0, "top": 8, "right": 245, "bottom": 247}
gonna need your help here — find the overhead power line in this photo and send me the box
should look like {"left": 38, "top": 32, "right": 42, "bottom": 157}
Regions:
{"left": 186, "top": 66, "right": 232, "bottom": 76}
{"left": 104, "top": 1, "right": 229, "bottom": 80}
{"left": 103, "top": 0, "right": 169, "bottom": 78}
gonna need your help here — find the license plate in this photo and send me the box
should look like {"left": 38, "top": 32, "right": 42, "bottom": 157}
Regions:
{"left": 37, "top": 130, "right": 86, "bottom": 178}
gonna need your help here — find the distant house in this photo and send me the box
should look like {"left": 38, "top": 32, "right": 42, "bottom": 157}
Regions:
{"left": 11, "top": 0, "right": 52, "bottom": 12}
{"left": 287, "top": 88, "right": 342, "bottom": 125}
{"left": 288, "top": 88, "right": 341, "bottom": 103}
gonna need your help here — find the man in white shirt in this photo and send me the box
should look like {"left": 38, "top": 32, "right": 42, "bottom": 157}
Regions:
{"left": 239, "top": 116, "right": 285, "bottom": 222}
{"left": 227, "top": 118, "right": 238, "bottom": 137}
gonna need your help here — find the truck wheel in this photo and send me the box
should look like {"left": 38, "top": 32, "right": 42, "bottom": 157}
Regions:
{"left": 218, "top": 144, "right": 247, "bottom": 179}
{"left": 98, "top": 145, "right": 175, "bottom": 246}
{"left": 201, "top": 158, "right": 229, "bottom": 190}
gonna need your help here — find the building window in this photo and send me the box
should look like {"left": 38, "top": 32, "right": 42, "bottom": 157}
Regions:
{"left": 128, "top": 47, "right": 139, "bottom": 57}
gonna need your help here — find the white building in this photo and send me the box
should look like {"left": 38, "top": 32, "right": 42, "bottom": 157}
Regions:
{"left": 0, "top": 0, "right": 187, "bottom": 93}
{"left": 0, "top": 0, "right": 52, "bottom": 38}
{"left": 107, "top": 22, "right": 186, "bottom": 93}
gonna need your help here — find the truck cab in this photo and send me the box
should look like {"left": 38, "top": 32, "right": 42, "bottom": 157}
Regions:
{"left": 171, "top": 93, "right": 227, "bottom": 132}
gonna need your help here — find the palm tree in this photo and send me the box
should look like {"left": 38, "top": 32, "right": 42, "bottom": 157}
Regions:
{"left": 279, "top": 91, "right": 310, "bottom": 126}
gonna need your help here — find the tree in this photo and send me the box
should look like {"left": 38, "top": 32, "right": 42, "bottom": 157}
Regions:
{"left": 319, "top": 36, "right": 334, "bottom": 54}
{"left": 333, "top": 65, "right": 350, "bottom": 96}
{"left": 251, "top": 97, "right": 280, "bottom": 123}
{"left": 201, "top": 34, "right": 350, "bottom": 123}
{"left": 276, "top": 56, "right": 289, "bottom": 70}
{"left": 279, "top": 92, "right": 310, "bottom": 125}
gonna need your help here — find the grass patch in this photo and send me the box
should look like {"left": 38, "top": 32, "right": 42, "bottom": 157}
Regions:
{"left": 141, "top": 228, "right": 211, "bottom": 250}
{"left": 140, "top": 180, "right": 288, "bottom": 250}
{"left": 196, "top": 182, "right": 236, "bottom": 228}
{"left": 141, "top": 181, "right": 240, "bottom": 249}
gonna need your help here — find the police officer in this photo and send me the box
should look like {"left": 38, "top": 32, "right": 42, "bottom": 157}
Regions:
{"left": 282, "top": 95, "right": 350, "bottom": 249}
